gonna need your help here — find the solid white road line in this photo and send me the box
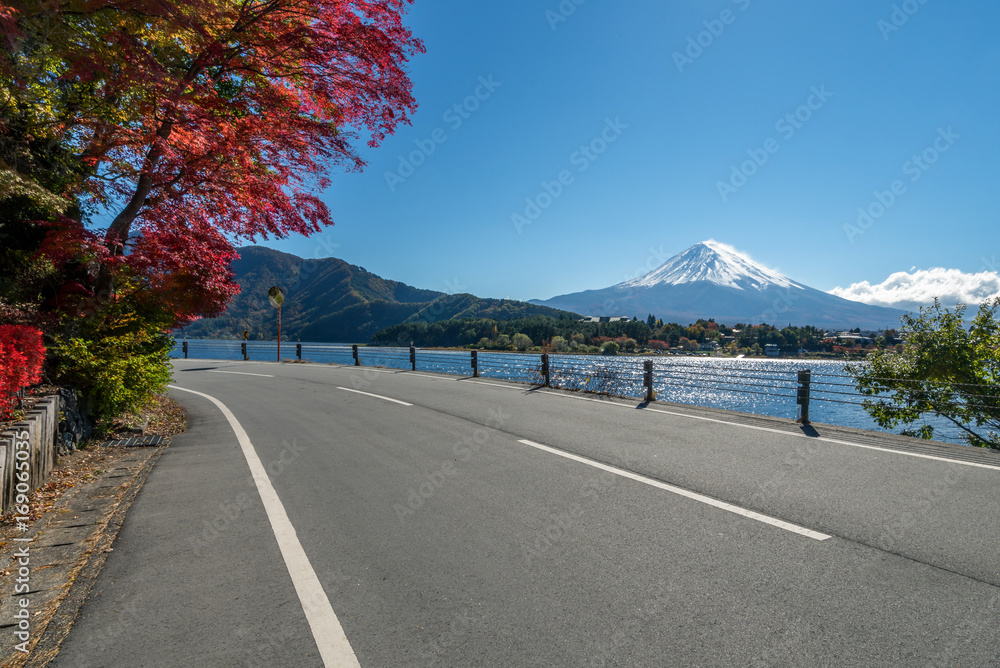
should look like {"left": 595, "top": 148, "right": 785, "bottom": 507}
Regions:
{"left": 517, "top": 439, "right": 831, "bottom": 541}
{"left": 168, "top": 385, "right": 361, "bottom": 668}
{"left": 536, "top": 390, "right": 1000, "bottom": 473}
{"left": 336, "top": 366, "right": 396, "bottom": 374}
{"left": 336, "top": 387, "right": 413, "bottom": 406}
{"left": 407, "top": 371, "right": 465, "bottom": 381}
{"left": 187, "top": 359, "right": 1000, "bottom": 473}
{"left": 206, "top": 370, "right": 274, "bottom": 378}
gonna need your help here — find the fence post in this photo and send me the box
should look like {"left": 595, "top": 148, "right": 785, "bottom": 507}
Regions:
{"left": 471, "top": 350, "right": 479, "bottom": 378}
{"left": 182, "top": 341, "right": 188, "bottom": 359}
{"left": 352, "top": 344, "right": 360, "bottom": 366}
{"left": 296, "top": 343, "right": 302, "bottom": 361}
{"left": 644, "top": 359, "right": 655, "bottom": 402}
{"left": 410, "top": 345, "right": 416, "bottom": 371}
{"left": 796, "top": 369, "right": 811, "bottom": 424}
{"left": 241, "top": 342, "right": 247, "bottom": 361}
{"left": 541, "top": 353, "right": 550, "bottom": 387}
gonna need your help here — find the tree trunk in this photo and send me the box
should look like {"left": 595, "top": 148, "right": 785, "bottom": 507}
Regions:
{"left": 93, "top": 120, "right": 174, "bottom": 301}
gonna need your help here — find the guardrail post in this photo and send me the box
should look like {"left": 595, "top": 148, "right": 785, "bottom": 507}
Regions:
{"left": 241, "top": 342, "right": 247, "bottom": 361}
{"left": 471, "top": 350, "right": 479, "bottom": 378}
{"left": 643, "top": 359, "right": 655, "bottom": 402}
{"left": 796, "top": 369, "right": 811, "bottom": 424}
{"left": 352, "top": 344, "right": 360, "bottom": 366}
{"left": 410, "top": 345, "right": 416, "bottom": 371}
{"left": 296, "top": 343, "right": 302, "bottom": 361}
{"left": 541, "top": 353, "right": 550, "bottom": 387}
{"left": 182, "top": 341, "right": 188, "bottom": 359}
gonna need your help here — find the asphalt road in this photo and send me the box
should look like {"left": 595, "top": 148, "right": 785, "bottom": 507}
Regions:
{"left": 53, "top": 359, "right": 1000, "bottom": 667}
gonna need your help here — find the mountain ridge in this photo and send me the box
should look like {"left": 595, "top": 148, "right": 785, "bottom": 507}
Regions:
{"left": 179, "top": 247, "right": 578, "bottom": 341}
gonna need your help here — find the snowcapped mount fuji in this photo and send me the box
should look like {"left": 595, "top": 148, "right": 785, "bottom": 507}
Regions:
{"left": 531, "top": 241, "right": 909, "bottom": 329}
{"left": 618, "top": 240, "right": 801, "bottom": 291}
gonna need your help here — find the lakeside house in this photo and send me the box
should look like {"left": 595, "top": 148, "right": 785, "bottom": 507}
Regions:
{"left": 579, "top": 316, "right": 632, "bottom": 323}
{"left": 828, "top": 332, "right": 875, "bottom": 345}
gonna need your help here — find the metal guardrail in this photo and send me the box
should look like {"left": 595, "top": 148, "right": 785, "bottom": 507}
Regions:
{"left": 175, "top": 340, "right": 1000, "bottom": 431}
{"left": 177, "top": 341, "right": 816, "bottom": 421}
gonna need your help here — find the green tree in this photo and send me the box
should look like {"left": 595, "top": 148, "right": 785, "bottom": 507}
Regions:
{"left": 679, "top": 337, "right": 699, "bottom": 352}
{"left": 600, "top": 341, "right": 620, "bottom": 355}
{"left": 512, "top": 332, "right": 532, "bottom": 351}
{"left": 848, "top": 299, "right": 1000, "bottom": 448}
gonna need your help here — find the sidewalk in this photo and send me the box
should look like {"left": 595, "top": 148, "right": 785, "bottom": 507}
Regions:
{"left": 0, "top": 444, "right": 164, "bottom": 667}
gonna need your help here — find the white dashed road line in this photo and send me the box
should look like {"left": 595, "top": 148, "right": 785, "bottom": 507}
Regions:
{"left": 206, "top": 370, "right": 275, "bottom": 378}
{"left": 336, "top": 387, "right": 413, "bottom": 406}
{"left": 517, "top": 438, "right": 831, "bottom": 541}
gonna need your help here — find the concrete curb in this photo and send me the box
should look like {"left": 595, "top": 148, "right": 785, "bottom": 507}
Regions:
{"left": 0, "top": 396, "right": 60, "bottom": 513}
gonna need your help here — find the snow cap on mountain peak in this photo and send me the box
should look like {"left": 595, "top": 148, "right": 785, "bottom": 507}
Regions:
{"left": 618, "top": 240, "right": 802, "bottom": 291}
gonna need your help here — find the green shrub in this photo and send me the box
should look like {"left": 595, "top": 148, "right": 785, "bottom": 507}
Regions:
{"left": 51, "top": 328, "right": 173, "bottom": 431}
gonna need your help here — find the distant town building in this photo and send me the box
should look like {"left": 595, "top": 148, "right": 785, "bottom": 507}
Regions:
{"left": 579, "top": 316, "right": 632, "bottom": 323}
{"left": 829, "top": 332, "right": 874, "bottom": 345}
{"left": 764, "top": 343, "right": 780, "bottom": 357}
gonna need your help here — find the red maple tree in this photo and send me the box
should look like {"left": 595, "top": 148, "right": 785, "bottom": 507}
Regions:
{"left": 0, "top": 325, "right": 45, "bottom": 419}
{"left": 3, "top": 0, "right": 423, "bottom": 325}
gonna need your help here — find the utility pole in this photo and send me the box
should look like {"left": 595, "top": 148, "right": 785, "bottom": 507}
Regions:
{"left": 268, "top": 286, "right": 285, "bottom": 362}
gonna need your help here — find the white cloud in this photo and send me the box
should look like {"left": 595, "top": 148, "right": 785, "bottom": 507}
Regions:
{"left": 830, "top": 268, "right": 1000, "bottom": 310}
{"left": 702, "top": 238, "right": 770, "bottom": 267}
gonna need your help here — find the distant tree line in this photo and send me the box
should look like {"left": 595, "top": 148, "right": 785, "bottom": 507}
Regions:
{"left": 371, "top": 315, "right": 652, "bottom": 351}
{"left": 370, "top": 314, "right": 902, "bottom": 356}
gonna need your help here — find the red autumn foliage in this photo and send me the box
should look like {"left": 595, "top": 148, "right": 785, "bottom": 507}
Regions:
{"left": 648, "top": 339, "right": 669, "bottom": 350}
{"left": 31, "top": 216, "right": 239, "bottom": 327}
{"left": 32, "top": 218, "right": 109, "bottom": 316}
{"left": 0, "top": 325, "right": 46, "bottom": 419}
{"left": 3, "top": 0, "right": 424, "bottom": 323}
{"left": 123, "top": 217, "right": 241, "bottom": 325}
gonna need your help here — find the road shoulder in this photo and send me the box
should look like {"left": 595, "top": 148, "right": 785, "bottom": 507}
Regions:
{"left": 0, "top": 444, "right": 163, "bottom": 667}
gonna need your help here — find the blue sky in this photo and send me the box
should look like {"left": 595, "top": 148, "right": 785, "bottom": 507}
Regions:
{"left": 262, "top": 0, "right": 1000, "bottom": 307}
